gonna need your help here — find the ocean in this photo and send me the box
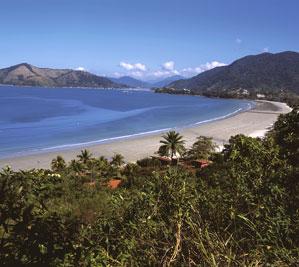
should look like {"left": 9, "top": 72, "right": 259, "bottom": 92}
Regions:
{"left": 0, "top": 86, "right": 253, "bottom": 158}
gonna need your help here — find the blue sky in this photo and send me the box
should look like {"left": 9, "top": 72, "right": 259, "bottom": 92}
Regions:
{"left": 0, "top": 0, "right": 298, "bottom": 80}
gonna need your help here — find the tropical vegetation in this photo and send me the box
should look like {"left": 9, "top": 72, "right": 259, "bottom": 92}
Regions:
{"left": 0, "top": 108, "right": 298, "bottom": 266}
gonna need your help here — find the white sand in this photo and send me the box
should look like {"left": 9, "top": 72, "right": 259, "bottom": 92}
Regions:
{"left": 0, "top": 100, "right": 292, "bottom": 170}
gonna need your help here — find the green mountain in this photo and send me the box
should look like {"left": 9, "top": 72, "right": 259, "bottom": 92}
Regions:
{"left": 169, "top": 51, "right": 299, "bottom": 96}
{"left": 0, "top": 63, "right": 125, "bottom": 88}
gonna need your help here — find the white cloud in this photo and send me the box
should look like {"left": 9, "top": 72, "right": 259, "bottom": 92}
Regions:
{"left": 152, "top": 70, "right": 171, "bottom": 77}
{"left": 263, "top": 47, "right": 269, "bottom": 52}
{"left": 118, "top": 60, "right": 178, "bottom": 79}
{"left": 131, "top": 71, "right": 144, "bottom": 77}
{"left": 119, "top": 62, "right": 147, "bottom": 71}
{"left": 236, "top": 38, "right": 242, "bottom": 44}
{"left": 181, "top": 61, "right": 227, "bottom": 77}
{"left": 75, "top": 67, "right": 86, "bottom": 71}
{"left": 162, "top": 61, "right": 175, "bottom": 71}
{"left": 152, "top": 69, "right": 180, "bottom": 78}
{"left": 134, "top": 63, "right": 147, "bottom": 71}
{"left": 199, "top": 61, "right": 226, "bottom": 72}
{"left": 115, "top": 60, "right": 226, "bottom": 80}
{"left": 119, "top": 62, "right": 134, "bottom": 70}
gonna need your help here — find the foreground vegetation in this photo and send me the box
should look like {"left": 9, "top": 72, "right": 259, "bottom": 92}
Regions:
{"left": 0, "top": 109, "right": 298, "bottom": 266}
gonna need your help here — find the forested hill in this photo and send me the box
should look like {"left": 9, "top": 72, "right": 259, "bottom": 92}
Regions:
{"left": 169, "top": 51, "right": 299, "bottom": 96}
{"left": 0, "top": 63, "right": 125, "bottom": 88}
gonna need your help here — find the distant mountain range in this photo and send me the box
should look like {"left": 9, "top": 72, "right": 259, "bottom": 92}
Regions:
{"left": 169, "top": 51, "right": 299, "bottom": 96}
{"left": 151, "top": 75, "right": 184, "bottom": 87}
{"left": 109, "top": 75, "right": 184, "bottom": 88}
{"left": 0, "top": 63, "right": 185, "bottom": 89}
{"left": 3, "top": 52, "right": 298, "bottom": 95}
{"left": 0, "top": 63, "right": 125, "bottom": 88}
{"left": 109, "top": 76, "right": 151, "bottom": 88}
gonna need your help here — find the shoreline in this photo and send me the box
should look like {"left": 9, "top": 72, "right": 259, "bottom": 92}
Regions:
{"left": 1, "top": 99, "right": 252, "bottom": 159}
{"left": 0, "top": 100, "right": 291, "bottom": 170}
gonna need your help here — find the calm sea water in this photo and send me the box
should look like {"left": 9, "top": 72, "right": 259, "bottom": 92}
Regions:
{"left": 0, "top": 86, "right": 253, "bottom": 158}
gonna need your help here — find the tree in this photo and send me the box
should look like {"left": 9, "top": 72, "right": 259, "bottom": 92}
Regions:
{"left": 51, "top": 155, "right": 66, "bottom": 172}
{"left": 77, "top": 149, "right": 93, "bottom": 164}
{"left": 158, "top": 131, "right": 185, "bottom": 164}
{"left": 111, "top": 153, "right": 125, "bottom": 167}
{"left": 122, "top": 163, "right": 140, "bottom": 187}
{"left": 69, "top": 159, "right": 84, "bottom": 174}
{"left": 187, "top": 136, "right": 217, "bottom": 160}
{"left": 268, "top": 108, "right": 299, "bottom": 165}
{"left": 267, "top": 108, "right": 299, "bottom": 215}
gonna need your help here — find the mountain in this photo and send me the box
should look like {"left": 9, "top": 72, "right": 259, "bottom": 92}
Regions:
{"left": 169, "top": 51, "right": 299, "bottom": 96}
{"left": 110, "top": 75, "right": 185, "bottom": 88}
{"left": 109, "top": 76, "right": 150, "bottom": 88}
{"left": 151, "top": 75, "right": 185, "bottom": 87}
{"left": 0, "top": 63, "right": 125, "bottom": 88}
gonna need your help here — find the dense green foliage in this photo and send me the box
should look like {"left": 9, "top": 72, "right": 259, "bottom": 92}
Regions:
{"left": 0, "top": 109, "right": 298, "bottom": 266}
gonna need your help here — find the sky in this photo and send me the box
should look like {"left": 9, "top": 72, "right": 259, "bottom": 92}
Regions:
{"left": 0, "top": 0, "right": 298, "bottom": 80}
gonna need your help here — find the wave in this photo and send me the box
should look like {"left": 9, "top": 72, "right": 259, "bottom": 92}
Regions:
{"left": 36, "top": 104, "right": 252, "bottom": 153}
{"left": 189, "top": 102, "right": 253, "bottom": 127}
{"left": 0, "top": 100, "right": 254, "bottom": 159}
{"left": 192, "top": 108, "right": 243, "bottom": 126}
{"left": 39, "top": 127, "right": 172, "bottom": 152}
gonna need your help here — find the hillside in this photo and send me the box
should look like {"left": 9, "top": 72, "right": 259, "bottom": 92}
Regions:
{"left": 0, "top": 63, "right": 124, "bottom": 88}
{"left": 169, "top": 51, "right": 299, "bottom": 96}
{"left": 109, "top": 76, "right": 150, "bottom": 88}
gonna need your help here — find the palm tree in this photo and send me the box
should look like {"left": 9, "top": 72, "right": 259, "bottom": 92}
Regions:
{"left": 111, "top": 153, "right": 125, "bottom": 167}
{"left": 77, "top": 149, "right": 93, "bottom": 164}
{"left": 51, "top": 155, "right": 66, "bottom": 172}
{"left": 122, "top": 163, "right": 140, "bottom": 187}
{"left": 158, "top": 130, "right": 186, "bottom": 164}
{"left": 69, "top": 159, "right": 84, "bottom": 173}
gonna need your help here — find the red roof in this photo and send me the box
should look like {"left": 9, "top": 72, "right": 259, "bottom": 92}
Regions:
{"left": 107, "top": 179, "right": 122, "bottom": 189}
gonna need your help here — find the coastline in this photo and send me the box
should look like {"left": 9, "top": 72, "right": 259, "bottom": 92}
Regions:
{"left": 0, "top": 100, "right": 291, "bottom": 170}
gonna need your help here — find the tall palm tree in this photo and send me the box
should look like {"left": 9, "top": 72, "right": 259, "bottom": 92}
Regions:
{"left": 111, "top": 153, "right": 125, "bottom": 167}
{"left": 51, "top": 155, "right": 66, "bottom": 172}
{"left": 77, "top": 149, "right": 93, "bottom": 164}
{"left": 158, "top": 130, "right": 186, "bottom": 163}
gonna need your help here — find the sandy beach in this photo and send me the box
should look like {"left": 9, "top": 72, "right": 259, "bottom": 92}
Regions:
{"left": 0, "top": 100, "right": 292, "bottom": 170}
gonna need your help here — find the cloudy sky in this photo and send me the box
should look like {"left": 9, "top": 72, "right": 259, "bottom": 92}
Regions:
{"left": 0, "top": 0, "right": 298, "bottom": 80}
